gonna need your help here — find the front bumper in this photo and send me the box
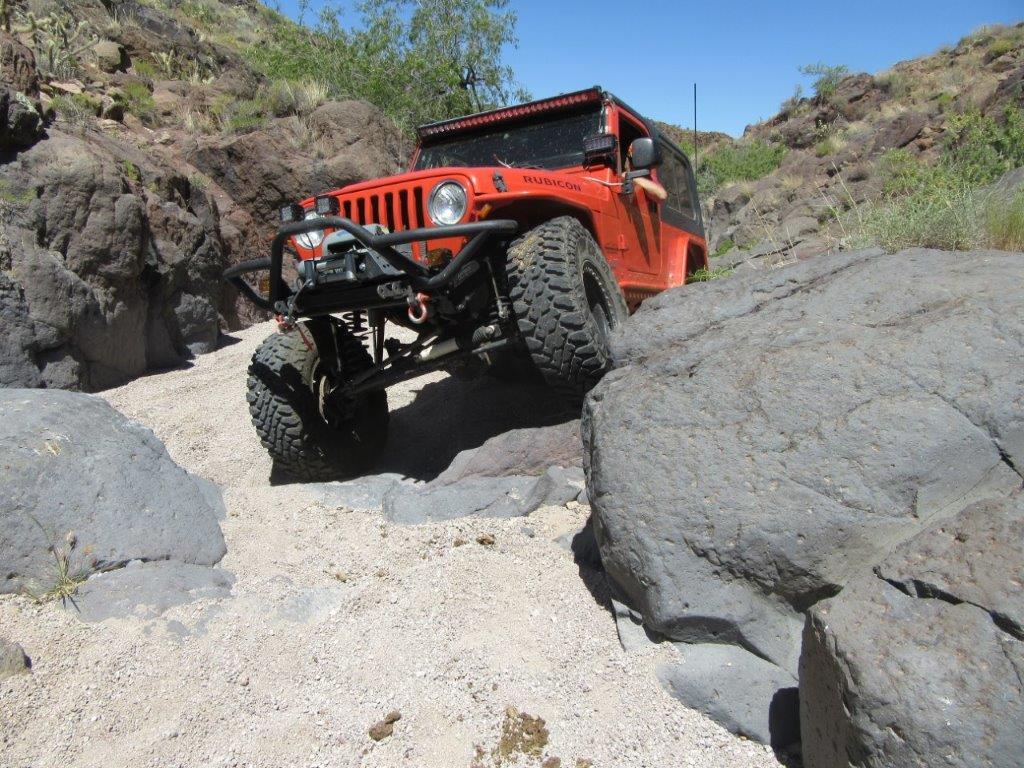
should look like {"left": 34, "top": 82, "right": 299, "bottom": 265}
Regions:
{"left": 223, "top": 217, "right": 518, "bottom": 314}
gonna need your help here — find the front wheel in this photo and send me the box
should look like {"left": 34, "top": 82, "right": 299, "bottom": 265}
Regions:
{"left": 246, "top": 322, "right": 388, "bottom": 481}
{"left": 506, "top": 216, "right": 628, "bottom": 406}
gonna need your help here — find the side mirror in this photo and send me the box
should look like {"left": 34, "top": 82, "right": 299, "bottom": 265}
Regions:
{"left": 628, "top": 137, "right": 660, "bottom": 170}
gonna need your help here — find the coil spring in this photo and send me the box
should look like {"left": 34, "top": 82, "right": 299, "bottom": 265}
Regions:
{"left": 341, "top": 310, "right": 369, "bottom": 339}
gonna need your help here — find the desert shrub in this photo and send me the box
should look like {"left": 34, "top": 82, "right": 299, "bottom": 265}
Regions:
{"left": 942, "top": 106, "right": 1024, "bottom": 185}
{"left": 799, "top": 62, "right": 850, "bottom": 100}
{"left": 856, "top": 182, "right": 981, "bottom": 251}
{"left": 987, "top": 38, "right": 1014, "bottom": 60}
{"left": 985, "top": 188, "right": 1024, "bottom": 250}
{"left": 116, "top": 81, "right": 156, "bottom": 123}
{"left": 210, "top": 96, "right": 269, "bottom": 133}
{"left": 132, "top": 58, "right": 157, "bottom": 78}
{"left": 51, "top": 92, "right": 98, "bottom": 123}
{"left": 700, "top": 140, "right": 785, "bottom": 192}
{"left": 266, "top": 79, "right": 328, "bottom": 117}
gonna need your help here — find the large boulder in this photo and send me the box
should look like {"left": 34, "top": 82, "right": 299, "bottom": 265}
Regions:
{"left": 0, "top": 389, "right": 226, "bottom": 595}
{"left": 583, "top": 248, "right": 1024, "bottom": 742}
{"left": 801, "top": 494, "right": 1023, "bottom": 768}
{"left": 0, "top": 129, "right": 227, "bottom": 390}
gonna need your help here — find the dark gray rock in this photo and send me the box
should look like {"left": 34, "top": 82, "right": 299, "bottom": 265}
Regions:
{"left": 313, "top": 473, "right": 405, "bottom": 510}
{"left": 659, "top": 643, "right": 799, "bottom": 748}
{"left": 800, "top": 494, "right": 1024, "bottom": 768}
{"left": 583, "top": 248, "right": 1024, "bottom": 743}
{"left": 71, "top": 561, "right": 234, "bottom": 622}
{"left": 383, "top": 476, "right": 540, "bottom": 524}
{"left": 431, "top": 421, "right": 581, "bottom": 485}
{"left": 383, "top": 465, "right": 584, "bottom": 524}
{"left": 586, "top": 248, "right": 1023, "bottom": 665}
{"left": 0, "top": 86, "right": 42, "bottom": 150}
{"left": 0, "top": 389, "right": 227, "bottom": 595}
{"left": 0, "top": 129, "right": 228, "bottom": 390}
{"left": 0, "top": 637, "right": 30, "bottom": 677}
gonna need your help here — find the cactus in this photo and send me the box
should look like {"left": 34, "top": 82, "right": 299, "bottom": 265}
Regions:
{"left": 20, "top": 9, "right": 98, "bottom": 79}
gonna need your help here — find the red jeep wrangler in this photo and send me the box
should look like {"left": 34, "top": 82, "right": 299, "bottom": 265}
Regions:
{"left": 226, "top": 87, "right": 707, "bottom": 480}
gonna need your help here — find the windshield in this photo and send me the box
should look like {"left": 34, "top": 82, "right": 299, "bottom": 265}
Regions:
{"left": 415, "top": 109, "right": 602, "bottom": 171}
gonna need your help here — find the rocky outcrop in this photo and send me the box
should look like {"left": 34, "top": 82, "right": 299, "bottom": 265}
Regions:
{"left": 705, "top": 23, "right": 1024, "bottom": 263}
{"left": 583, "top": 248, "right": 1024, "bottom": 748}
{"left": 800, "top": 494, "right": 1023, "bottom": 768}
{"left": 0, "top": 389, "right": 227, "bottom": 596}
{"left": 0, "top": 129, "right": 228, "bottom": 389}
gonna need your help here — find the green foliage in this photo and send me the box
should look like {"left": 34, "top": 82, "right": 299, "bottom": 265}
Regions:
{"left": 210, "top": 96, "right": 269, "bottom": 133}
{"left": 942, "top": 107, "right": 1024, "bottom": 185}
{"left": 856, "top": 181, "right": 982, "bottom": 252}
{"left": 51, "top": 92, "right": 98, "bottom": 124}
{"left": 122, "top": 159, "right": 141, "bottom": 182}
{"left": 987, "top": 38, "right": 1014, "bottom": 59}
{"left": 688, "top": 265, "right": 734, "bottom": 282}
{"left": 985, "top": 188, "right": 1024, "bottom": 251}
{"left": 799, "top": 62, "right": 850, "bottom": 100}
{"left": 700, "top": 140, "right": 785, "bottom": 192}
{"left": 712, "top": 239, "right": 734, "bottom": 257}
{"left": 245, "top": 0, "right": 527, "bottom": 131}
{"left": 0, "top": 178, "right": 34, "bottom": 205}
{"left": 132, "top": 58, "right": 157, "bottom": 78}
{"left": 851, "top": 106, "right": 1024, "bottom": 252}
{"left": 116, "top": 81, "right": 156, "bottom": 123}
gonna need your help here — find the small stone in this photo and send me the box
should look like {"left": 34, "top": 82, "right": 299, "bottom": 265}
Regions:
{"left": 238, "top": 675, "right": 249, "bottom": 687}
{"left": 368, "top": 710, "right": 401, "bottom": 740}
{"left": 521, "top": 526, "right": 536, "bottom": 538}
{"left": 0, "top": 638, "right": 31, "bottom": 678}
{"left": 476, "top": 533, "right": 495, "bottom": 546}
{"left": 453, "top": 537, "right": 468, "bottom": 547}
{"left": 542, "top": 758, "right": 562, "bottom": 768}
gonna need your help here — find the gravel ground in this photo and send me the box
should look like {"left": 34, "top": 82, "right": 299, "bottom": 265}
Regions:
{"left": 0, "top": 322, "right": 782, "bottom": 768}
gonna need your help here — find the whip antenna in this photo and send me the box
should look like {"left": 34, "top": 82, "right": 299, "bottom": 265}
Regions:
{"left": 693, "top": 82, "right": 698, "bottom": 168}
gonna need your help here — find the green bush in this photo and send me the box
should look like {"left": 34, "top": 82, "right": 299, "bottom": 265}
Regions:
{"left": 856, "top": 182, "right": 982, "bottom": 251}
{"left": 985, "top": 188, "right": 1024, "bottom": 251}
{"left": 943, "top": 106, "right": 1024, "bottom": 185}
{"left": 799, "top": 62, "right": 850, "bottom": 100}
{"left": 210, "top": 96, "right": 269, "bottom": 133}
{"left": 700, "top": 140, "right": 785, "bottom": 192}
{"left": 116, "top": 81, "right": 156, "bottom": 123}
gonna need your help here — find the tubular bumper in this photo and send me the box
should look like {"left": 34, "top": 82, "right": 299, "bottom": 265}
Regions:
{"left": 222, "top": 217, "right": 519, "bottom": 313}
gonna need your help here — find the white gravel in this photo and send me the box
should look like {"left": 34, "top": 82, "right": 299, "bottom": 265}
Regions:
{"left": 0, "top": 321, "right": 782, "bottom": 768}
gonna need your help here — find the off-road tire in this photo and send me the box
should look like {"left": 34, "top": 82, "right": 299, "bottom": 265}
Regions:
{"left": 506, "top": 216, "right": 628, "bottom": 405}
{"left": 246, "top": 323, "right": 388, "bottom": 482}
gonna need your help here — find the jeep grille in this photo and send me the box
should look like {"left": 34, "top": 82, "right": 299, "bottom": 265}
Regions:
{"left": 336, "top": 186, "right": 428, "bottom": 232}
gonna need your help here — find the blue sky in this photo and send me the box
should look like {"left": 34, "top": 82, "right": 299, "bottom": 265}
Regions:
{"left": 276, "top": 0, "right": 1022, "bottom": 136}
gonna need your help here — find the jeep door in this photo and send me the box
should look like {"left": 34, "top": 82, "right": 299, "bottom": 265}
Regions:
{"left": 614, "top": 111, "right": 662, "bottom": 277}
{"left": 653, "top": 138, "right": 706, "bottom": 286}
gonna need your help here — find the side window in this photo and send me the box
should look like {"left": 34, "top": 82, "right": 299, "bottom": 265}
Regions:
{"left": 656, "top": 141, "right": 695, "bottom": 216}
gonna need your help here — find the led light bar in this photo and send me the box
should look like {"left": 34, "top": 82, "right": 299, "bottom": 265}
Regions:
{"left": 417, "top": 87, "right": 604, "bottom": 140}
{"left": 314, "top": 195, "right": 340, "bottom": 216}
{"left": 279, "top": 203, "right": 304, "bottom": 223}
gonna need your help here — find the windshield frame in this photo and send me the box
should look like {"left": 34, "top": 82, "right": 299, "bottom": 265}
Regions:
{"left": 412, "top": 106, "right": 605, "bottom": 172}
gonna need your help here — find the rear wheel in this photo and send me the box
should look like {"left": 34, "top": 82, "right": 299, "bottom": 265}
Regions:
{"left": 506, "top": 216, "right": 628, "bottom": 405}
{"left": 246, "top": 322, "right": 388, "bottom": 481}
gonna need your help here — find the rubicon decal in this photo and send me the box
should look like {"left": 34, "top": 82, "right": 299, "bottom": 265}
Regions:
{"left": 522, "top": 175, "right": 583, "bottom": 193}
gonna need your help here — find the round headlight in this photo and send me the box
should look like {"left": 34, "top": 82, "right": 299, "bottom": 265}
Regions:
{"left": 295, "top": 210, "right": 324, "bottom": 250}
{"left": 428, "top": 181, "right": 468, "bottom": 226}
